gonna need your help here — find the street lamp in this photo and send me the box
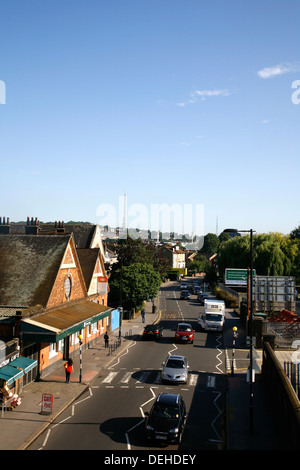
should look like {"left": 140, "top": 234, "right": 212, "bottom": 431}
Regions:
{"left": 78, "top": 334, "right": 83, "bottom": 383}
{"left": 229, "top": 228, "right": 255, "bottom": 432}
{"left": 238, "top": 228, "right": 255, "bottom": 432}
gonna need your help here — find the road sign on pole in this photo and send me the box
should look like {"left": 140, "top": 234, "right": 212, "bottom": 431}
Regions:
{"left": 225, "top": 268, "right": 256, "bottom": 286}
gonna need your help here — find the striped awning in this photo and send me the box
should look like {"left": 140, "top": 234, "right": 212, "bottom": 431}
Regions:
{"left": 0, "top": 365, "right": 24, "bottom": 386}
{"left": 9, "top": 356, "right": 37, "bottom": 373}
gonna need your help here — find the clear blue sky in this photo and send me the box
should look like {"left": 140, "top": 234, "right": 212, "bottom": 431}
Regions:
{"left": 0, "top": 0, "right": 299, "bottom": 237}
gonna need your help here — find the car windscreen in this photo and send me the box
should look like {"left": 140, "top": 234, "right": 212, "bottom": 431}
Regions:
{"left": 166, "top": 359, "right": 185, "bottom": 369}
{"left": 151, "top": 404, "right": 180, "bottom": 419}
{"left": 177, "top": 325, "right": 191, "bottom": 331}
{"left": 205, "top": 314, "right": 223, "bottom": 321}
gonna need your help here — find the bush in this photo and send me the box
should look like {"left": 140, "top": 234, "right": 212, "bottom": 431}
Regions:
{"left": 213, "top": 286, "right": 238, "bottom": 308}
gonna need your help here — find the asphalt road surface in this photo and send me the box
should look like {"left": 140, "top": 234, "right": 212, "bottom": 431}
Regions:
{"left": 28, "top": 279, "right": 228, "bottom": 451}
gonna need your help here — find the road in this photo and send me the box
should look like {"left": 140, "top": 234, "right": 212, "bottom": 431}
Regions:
{"left": 28, "top": 279, "right": 229, "bottom": 450}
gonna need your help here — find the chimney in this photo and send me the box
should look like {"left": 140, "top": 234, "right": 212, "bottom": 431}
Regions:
{"left": 14, "top": 311, "right": 23, "bottom": 339}
{"left": 0, "top": 216, "right": 11, "bottom": 234}
{"left": 56, "top": 221, "right": 66, "bottom": 233}
{"left": 25, "top": 216, "right": 40, "bottom": 234}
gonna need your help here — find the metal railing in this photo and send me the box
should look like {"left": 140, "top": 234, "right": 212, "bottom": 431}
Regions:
{"left": 284, "top": 361, "right": 300, "bottom": 401}
{"left": 106, "top": 329, "right": 134, "bottom": 355}
{"left": 108, "top": 337, "right": 121, "bottom": 355}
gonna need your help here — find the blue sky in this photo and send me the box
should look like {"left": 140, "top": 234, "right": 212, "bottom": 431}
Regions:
{"left": 0, "top": 0, "right": 299, "bottom": 237}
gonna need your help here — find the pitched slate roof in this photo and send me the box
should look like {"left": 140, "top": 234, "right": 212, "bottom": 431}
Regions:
{"left": 41, "top": 224, "right": 96, "bottom": 248}
{"left": 76, "top": 248, "right": 100, "bottom": 290}
{"left": 0, "top": 234, "right": 71, "bottom": 308}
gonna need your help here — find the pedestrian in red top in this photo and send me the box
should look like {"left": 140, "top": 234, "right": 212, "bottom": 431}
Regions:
{"left": 64, "top": 358, "right": 73, "bottom": 383}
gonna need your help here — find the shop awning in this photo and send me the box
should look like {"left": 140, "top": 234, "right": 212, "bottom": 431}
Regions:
{"left": 21, "top": 300, "right": 112, "bottom": 343}
{"left": 0, "top": 365, "right": 24, "bottom": 386}
{"left": 10, "top": 357, "right": 37, "bottom": 373}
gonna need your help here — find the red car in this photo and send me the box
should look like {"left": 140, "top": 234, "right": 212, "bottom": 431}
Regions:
{"left": 175, "top": 322, "right": 194, "bottom": 344}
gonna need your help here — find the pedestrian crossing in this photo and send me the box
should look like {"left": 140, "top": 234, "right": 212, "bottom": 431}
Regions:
{"left": 99, "top": 368, "right": 202, "bottom": 389}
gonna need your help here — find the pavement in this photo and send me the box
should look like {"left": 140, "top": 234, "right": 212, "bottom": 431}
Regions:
{"left": 225, "top": 324, "right": 290, "bottom": 450}
{"left": 0, "top": 292, "right": 294, "bottom": 451}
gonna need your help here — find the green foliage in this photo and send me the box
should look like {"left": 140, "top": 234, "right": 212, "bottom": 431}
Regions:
{"left": 214, "top": 286, "right": 239, "bottom": 308}
{"left": 217, "top": 229, "right": 300, "bottom": 283}
{"left": 204, "top": 263, "right": 218, "bottom": 286}
{"left": 201, "top": 233, "right": 220, "bottom": 254}
{"left": 188, "top": 255, "right": 207, "bottom": 274}
{"left": 121, "top": 263, "right": 161, "bottom": 310}
{"left": 115, "top": 237, "right": 171, "bottom": 278}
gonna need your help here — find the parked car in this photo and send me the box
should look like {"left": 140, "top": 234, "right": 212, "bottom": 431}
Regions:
{"left": 145, "top": 393, "right": 187, "bottom": 444}
{"left": 161, "top": 354, "right": 189, "bottom": 384}
{"left": 142, "top": 324, "right": 163, "bottom": 341}
{"left": 198, "top": 293, "right": 209, "bottom": 305}
{"left": 180, "top": 289, "right": 190, "bottom": 300}
{"left": 175, "top": 322, "right": 195, "bottom": 343}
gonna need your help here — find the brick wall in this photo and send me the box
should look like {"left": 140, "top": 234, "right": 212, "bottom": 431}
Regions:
{"left": 46, "top": 240, "right": 87, "bottom": 308}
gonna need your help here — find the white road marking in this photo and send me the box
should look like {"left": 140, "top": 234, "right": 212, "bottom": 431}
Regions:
{"left": 101, "top": 371, "right": 119, "bottom": 383}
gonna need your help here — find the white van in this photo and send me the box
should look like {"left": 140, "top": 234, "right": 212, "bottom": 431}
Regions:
{"left": 198, "top": 299, "right": 225, "bottom": 332}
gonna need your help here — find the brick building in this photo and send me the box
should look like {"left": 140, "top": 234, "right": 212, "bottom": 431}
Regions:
{"left": 0, "top": 221, "right": 112, "bottom": 388}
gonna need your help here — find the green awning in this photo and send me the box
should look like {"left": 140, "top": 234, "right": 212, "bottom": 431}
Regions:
{"left": 10, "top": 357, "right": 37, "bottom": 373}
{"left": 0, "top": 365, "right": 24, "bottom": 386}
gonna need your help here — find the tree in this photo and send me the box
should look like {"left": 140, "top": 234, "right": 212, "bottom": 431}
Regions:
{"left": 114, "top": 237, "right": 171, "bottom": 278}
{"left": 188, "top": 255, "right": 207, "bottom": 274}
{"left": 110, "top": 263, "right": 161, "bottom": 311}
{"left": 201, "top": 233, "right": 220, "bottom": 254}
{"left": 217, "top": 232, "right": 300, "bottom": 280}
{"left": 290, "top": 225, "right": 300, "bottom": 240}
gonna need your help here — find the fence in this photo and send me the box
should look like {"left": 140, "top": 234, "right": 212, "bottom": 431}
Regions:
{"left": 107, "top": 329, "right": 133, "bottom": 355}
{"left": 262, "top": 342, "right": 300, "bottom": 449}
{"left": 265, "top": 322, "right": 300, "bottom": 348}
{"left": 284, "top": 361, "right": 300, "bottom": 400}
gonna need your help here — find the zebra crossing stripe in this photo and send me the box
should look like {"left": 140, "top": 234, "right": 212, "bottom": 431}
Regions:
{"left": 119, "top": 371, "right": 132, "bottom": 383}
{"left": 101, "top": 371, "right": 119, "bottom": 383}
{"left": 100, "top": 369, "right": 201, "bottom": 388}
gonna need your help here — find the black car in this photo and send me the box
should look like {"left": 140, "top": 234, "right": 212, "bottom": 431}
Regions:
{"left": 180, "top": 289, "right": 190, "bottom": 300}
{"left": 198, "top": 293, "right": 209, "bottom": 305}
{"left": 145, "top": 393, "right": 186, "bottom": 444}
{"left": 142, "top": 324, "right": 163, "bottom": 341}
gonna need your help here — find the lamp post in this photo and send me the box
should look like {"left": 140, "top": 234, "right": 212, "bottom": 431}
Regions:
{"left": 249, "top": 228, "right": 254, "bottom": 433}
{"left": 228, "top": 228, "right": 255, "bottom": 432}
{"left": 78, "top": 334, "right": 83, "bottom": 383}
{"left": 238, "top": 228, "right": 254, "bottom": 432}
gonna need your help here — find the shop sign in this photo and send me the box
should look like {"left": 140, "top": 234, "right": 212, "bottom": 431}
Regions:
{"left": 98, "top": 276, "right": 108, "bottom": 294}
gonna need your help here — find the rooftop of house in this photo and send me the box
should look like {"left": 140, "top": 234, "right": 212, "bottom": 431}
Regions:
{"left": 0, "top": 234, "right": 72, "bottom": 308}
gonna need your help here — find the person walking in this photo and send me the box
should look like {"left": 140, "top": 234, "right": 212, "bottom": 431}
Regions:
{"left": 104, "top": 331, "right": 109, "bottom": 348}
{"left": 64, "top": 358, "right": 73, "bottom": 383}
{"left": 141, "top": 308, "right": 145, "bottom": 323}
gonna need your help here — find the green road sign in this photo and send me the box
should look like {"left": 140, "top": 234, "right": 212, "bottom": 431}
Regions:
{"left": 225, "top": 268, "right": 256, "bottom": 285}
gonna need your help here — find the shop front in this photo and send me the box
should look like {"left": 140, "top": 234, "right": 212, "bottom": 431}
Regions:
{"left": 20, "top": 300, "right": 112, "bottom": 378}
{"left": 0, "top": 356, "right": 37, "bottom": 412}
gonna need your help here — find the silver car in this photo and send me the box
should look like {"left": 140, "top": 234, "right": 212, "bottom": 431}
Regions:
{"left": 161, "top": 355, "right": 189, "bottom": 384}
